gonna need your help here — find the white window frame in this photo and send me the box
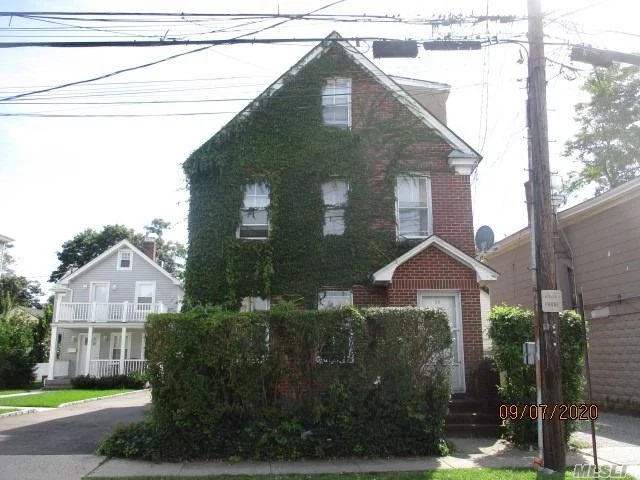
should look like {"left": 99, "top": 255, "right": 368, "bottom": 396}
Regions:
{"left": 117, "top": 249, "right": 133, "bottom": 270}
{"left": 317, "top": 290, "right": 353, "bottom": 310}
{"left": 322, "top": 180, "right": 348, "bottom": 236}
{"left": 240, "top": 296, "right": 270, "bottom": 312}
{"left": 395, "top": 175, "right": 433, "bottom": 240}
{"left": 238, "top": 183, "right": 270, "bottom": 240}
{"left": 322, "top": 78, "right": 352, "bottom": 128}
{"left": 316, "top": 291, "right": 355, "bottom": 364}
{"left": 135, "top": 281, "right": 156, "bottom": 310}
{"left": 109, "top": 332, "right": 132, "bottom": 360}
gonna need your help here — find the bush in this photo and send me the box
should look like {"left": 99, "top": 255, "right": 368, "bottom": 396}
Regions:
{"left": 488, "top": 304, "right": 585, "bottom": 446}
{"left": 99, "top": 307, "right": 452, "bottom": 461}
{"left": 97, "top": 420, "right": 159, "bottom": 460}
{"left": 71, "top": 374, "right": 146, "bottom": 390}
{"left": 0, "top": 309, "right": 36, "bottom": 389}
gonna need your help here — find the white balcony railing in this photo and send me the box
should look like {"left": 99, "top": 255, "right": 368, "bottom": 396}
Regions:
{"left": 89, "top": 359, "right": 148, "bottom": 378}
{"left": 56, "top": 302, "right": 165, "bottom": 323}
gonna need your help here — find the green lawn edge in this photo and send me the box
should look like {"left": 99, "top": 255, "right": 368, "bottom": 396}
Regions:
{"left": 87, "top": 469, "right": 636, "bottom": 480}
{"left": 0, "top": 389, "right": 135, "bottom": 408}
{"left": 0, "top": 407, "right": 19, "bottom": 414}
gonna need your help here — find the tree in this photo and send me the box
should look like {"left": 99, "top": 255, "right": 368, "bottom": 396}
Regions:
{"left": 49, "top": 220, "right": 186, "bottom": 283}
{"left": 563, "top": 64, "right": 640, "bottom": 195}
{"left": 0, "top": 274, "right": 44, "bottom": 312}
{"left": 0, "top": 297, "right": 37, "bottom": 388}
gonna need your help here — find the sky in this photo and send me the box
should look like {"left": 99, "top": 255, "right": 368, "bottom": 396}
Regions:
{"left": 1, "top": 0, "right": 639, "bottom": 293}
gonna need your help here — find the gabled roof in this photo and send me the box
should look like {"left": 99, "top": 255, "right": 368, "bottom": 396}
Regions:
{"left": 196, "top": 31, "right": 480, "bottom": 163}
{"left": 0, "top": 233, "right": 14, "bottom": 244}
{"left": 372, "top": 235, "right": 499, "bottom": 284}
{"left": 57, "top": 239, "right": 182, "bottom": 287}
{"left": 488, "top": 176, "right": 640, "bottom": 256}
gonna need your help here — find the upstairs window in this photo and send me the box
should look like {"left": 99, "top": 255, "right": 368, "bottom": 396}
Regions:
{"left": 240, "top": 296, "right": 270, "bottom": 312}
{"left": 322, "top": 180, "right": 348, "bottom": 235}
{"left": 239, "top": 183, "right": 269, "bottom": 239}
{"left": 117, "top": 250, "right": 132, "bottom": 270}
{"left": 396, "top": 176, "right": 432, "bottom": 239}
{"left": 322, "top": 78, "right": 351, "bottom": 128}
{"left": 318, "top": 290, "right": 353, "bottom": 310}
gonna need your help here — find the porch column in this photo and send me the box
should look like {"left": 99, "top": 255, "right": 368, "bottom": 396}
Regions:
{"left": 47, "top": 325, "right": 58, "bottom": 380}
{"left": 84, "top": 325, "right": 94, "bottom": 376}
{"left": 140, "top": 333, "right": 146, "bottom": 361}
{"left": 119, "top": 326, "right": 127, "bottom": 374}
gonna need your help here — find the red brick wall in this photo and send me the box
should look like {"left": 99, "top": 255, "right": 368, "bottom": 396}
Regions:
{"left": 352, "top": 284, "right": 388, "bottom": 307}
{"left": 342, "top": 56, "right": 475, "bottom": 255}
{"left": 386, "top": 246, "right": 483, "bottom": 392}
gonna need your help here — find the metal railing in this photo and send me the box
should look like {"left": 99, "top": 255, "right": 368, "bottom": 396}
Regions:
{"left": 56, "top": 302, "right": 165, "bottom": 323}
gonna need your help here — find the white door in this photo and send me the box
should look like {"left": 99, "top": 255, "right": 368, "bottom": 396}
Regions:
{"left": 90, "top": 282, "right": 110, "bottom": 321}
{"left": 77, "top": 333, "right": 101, "bottom": 376}
{"left": 419, "top": 292, "right": 465, "bottom": 393}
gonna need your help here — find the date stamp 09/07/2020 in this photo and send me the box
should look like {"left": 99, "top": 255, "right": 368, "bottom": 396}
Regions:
{"left": 499, "top": 403, "right": 599, "bottom": 421}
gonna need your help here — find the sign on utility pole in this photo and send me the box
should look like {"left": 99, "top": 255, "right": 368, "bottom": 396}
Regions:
{"left": 527, "top": 0, "right": 566, "bottom": 472}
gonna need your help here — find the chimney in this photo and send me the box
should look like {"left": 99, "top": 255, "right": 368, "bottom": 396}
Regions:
{"left": 141, "top": 237, "right": 156, "bottom": 262}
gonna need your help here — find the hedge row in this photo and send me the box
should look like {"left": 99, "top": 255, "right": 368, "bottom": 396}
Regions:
{"left": 71, "top": 373, "right": 147, "bottom": 390}
{"left": 488, "top": 304, "right": 586, "bottom": 446}
{"left": 99, "top": 307, "right": 452, "bottom": 461}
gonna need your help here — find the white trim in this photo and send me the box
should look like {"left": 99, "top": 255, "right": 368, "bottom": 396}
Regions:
{"left": 56, "top": 239, "right": 182, "bottom": 286}
{"left": 202, "top": 32, "right": 480, "bottom": 170}
{"left": 322, "top": 77, "right": 352, "bottom": 128}
{"left": 372, "top": 235, "right": 499, "bottom": 284}
{"left": 395, "top": 175, "right": 433, "bottom": 240}
{"left": 317, "top": 290, "right": 353, "bottom": 310}
{"left": 109, "top": 332, "right": 132, "bottom": 360}
{"left": 77, "top": 332, "right": 101, "bottom": 376}
{"left": 116, "top": 249, "right": 133, "bottom": 271}
{"left": 417, "top": 289, "right": 466, "bottom": 393}
{"left": 390, "top": 75, "right": 451, "bottom": 91}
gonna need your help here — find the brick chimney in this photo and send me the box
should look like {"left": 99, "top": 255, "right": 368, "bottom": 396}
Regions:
{"left": 141, "top": 237, "right": 156, "bottom": 262}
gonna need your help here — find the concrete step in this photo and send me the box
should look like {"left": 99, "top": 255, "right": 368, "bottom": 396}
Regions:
{"left": 43, "top": 378, "right": 72, "bottom": 390}
{"left": 445, "top": 422, "right": 503, "bottom": 438}
{"left": 446, "top": 411, "right": 499, "bottom": 425}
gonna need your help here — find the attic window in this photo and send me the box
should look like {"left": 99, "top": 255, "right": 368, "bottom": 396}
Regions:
{"left": 239, "top": 183, "right": 270, "bottom": 239}
{"left": 322, "top": 180, "right": 348, "bottom": 235}
{"left": 117, "top": 250, "right": 132, "bottom": 270}
{"left": 322, "top": 78, "right": 351, "bottom": 128}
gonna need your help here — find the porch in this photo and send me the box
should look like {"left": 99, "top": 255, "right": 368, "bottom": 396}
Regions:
{"left": 47, "top": 325, "right": 148, "bottom": 379}
{"left": 55, "top": 301, "right": 166, "bottom": 323}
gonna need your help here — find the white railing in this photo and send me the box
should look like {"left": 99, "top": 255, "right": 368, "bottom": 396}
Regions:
{"left": 89, "top": 359, "right": 148, "bottom": 378}
{"left": 56, "top": 302, "right": 166, "bottom": 323}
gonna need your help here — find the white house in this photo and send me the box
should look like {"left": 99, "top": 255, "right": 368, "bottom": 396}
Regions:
{"left": 47, "top": 238, "right": 183, "bottom": 381}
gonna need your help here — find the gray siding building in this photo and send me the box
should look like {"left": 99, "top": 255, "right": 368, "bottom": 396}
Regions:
{"left": 486, "top": 178, "right": 640, "bottom": 413}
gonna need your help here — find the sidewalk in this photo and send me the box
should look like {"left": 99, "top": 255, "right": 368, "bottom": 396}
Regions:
{"left": 86, "top": 437, "right": 609, "bottom": 478}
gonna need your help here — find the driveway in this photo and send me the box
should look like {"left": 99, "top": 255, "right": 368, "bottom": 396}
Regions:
{"left": 0, "top": 389, "right": 150, "bottom": 455}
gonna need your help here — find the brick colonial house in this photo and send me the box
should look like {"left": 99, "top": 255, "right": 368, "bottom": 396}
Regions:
{"left": 184, "top": 32, "right": 498, "bottom": 394}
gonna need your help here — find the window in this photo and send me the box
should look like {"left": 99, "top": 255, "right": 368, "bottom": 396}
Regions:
{"left": 240, "top": 296, "right": 270, "bottom": 312}
{"left": 117, "top": 250, "right": 132, "bottom": 270}
{"left": 318, "top": 290, "right": 353, "bottom": 310}
{"left": 135, "top": 281, "right": 156, "bottom": 312}
{"left": 322, "top": 180, "right": 348, "bottom": 235}
{"left": 396, "top": 176, "right": 432, "bottom": 239}
{"left": 322, "top": 78, "right": 351, "bottom": 128}
{"left": 239, "top": 183, "right": 270, "bottom": 239}
{"left": 110, "top": 333, "right": 131, "bottom": 360}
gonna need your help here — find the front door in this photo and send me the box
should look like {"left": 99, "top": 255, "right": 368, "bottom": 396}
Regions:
{"left": 90, "top": 282, "right": 110, "bottom": 321}
{"left": 419, "top": 292, "right": 466, "bottom": 393}
{"left": 77, "top": 333, "right": 101, "bottom": 376}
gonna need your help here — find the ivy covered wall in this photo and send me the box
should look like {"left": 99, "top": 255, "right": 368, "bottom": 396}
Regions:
{"left": 183, "top": 43, "right": 464, "bottom": 308}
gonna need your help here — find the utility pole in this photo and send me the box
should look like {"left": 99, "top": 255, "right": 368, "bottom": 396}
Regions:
{"left": 527, "top": 0, "right": 566, "bottom": 472}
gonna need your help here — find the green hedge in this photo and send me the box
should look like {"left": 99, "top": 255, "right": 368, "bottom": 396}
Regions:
{"left": 99, "top": 307, "right": 452, "bottom": 461}
{"left": 71, "top": 373, "right": 147, "bottom": 390}
{"left": 488, "top": 305, "right": 585, "bottom": 446}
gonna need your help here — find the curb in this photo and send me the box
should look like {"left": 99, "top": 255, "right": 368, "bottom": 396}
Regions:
{"left": 0, "top": 408, "right": 38, "bottom": 418}
{"left": 58, "top": 388, "right": 149, "bottom": 408}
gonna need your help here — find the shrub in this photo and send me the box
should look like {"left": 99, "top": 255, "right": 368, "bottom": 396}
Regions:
{"left": 71, "top": 374, "right": 146, "bottom": 390}
{"left": 488, "top": 304, "right": 585, "bottom": 446}
{"left": 97, "top": 420, "right": 159, "bottom": 460}
{"left": 100, "top": 307, "right": 452, "bottom": 461}
{"left": 0, "top": 309, "right": 36, "bottom": 389}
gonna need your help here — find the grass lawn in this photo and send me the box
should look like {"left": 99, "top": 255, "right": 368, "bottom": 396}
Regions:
{"left": 0, "top": 407, "right": 19, "bottom": 414}
{"left": 0, "top": 389, "right": 133, "bottom": 408}
{"left": 0, "top": 389, "right": 32, "bottom": 396}
{"left": 90, "top": 470, "right": 636, "bottom": 480}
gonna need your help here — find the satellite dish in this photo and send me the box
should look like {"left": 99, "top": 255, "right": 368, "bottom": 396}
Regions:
{"left": 475, "top": 225, "right": 495, "bottom": 253}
